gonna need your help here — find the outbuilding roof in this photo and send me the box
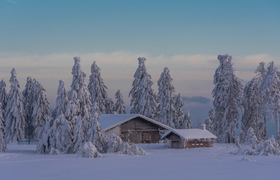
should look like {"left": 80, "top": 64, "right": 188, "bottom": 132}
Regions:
{"left": 99, "top": 114, "right": 173, "bottom": 132}
{"left": 161, "top": 129, "right": 217, "bottom": 140}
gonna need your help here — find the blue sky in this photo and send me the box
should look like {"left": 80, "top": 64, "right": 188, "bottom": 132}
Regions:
{"left": 1, "top": 0, "right": 280, "bottom": 56}
{"left": 1, "top": 0, "right": 280, "bottom": 132}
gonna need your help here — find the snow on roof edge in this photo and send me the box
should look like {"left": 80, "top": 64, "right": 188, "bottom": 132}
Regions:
{"left": 161, "top": 129, "right": 217, "bottom": 140}
{"left": 102, "top": 114, "right": 173, "bottom": 132}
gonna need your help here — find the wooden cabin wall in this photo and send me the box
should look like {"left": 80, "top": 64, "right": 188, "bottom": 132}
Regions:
{"left": 119, "top": 117, "right": 162, "bottom": 143}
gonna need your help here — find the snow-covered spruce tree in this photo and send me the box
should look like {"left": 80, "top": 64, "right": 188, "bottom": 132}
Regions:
{"left": 88, "top": 61, "right": 108, "bottom": 114}
{"left": 260, "top": 61, "right": 280, "bottom": 141}
{"left": 205, "top": 107, "right": 215, "bottom": 133}
{"left": 0, "top": 103, "right": 7, "bottom": 152}
{"left": 0, "top": 79, "right": 7, "bottom": 111}
{"left": 129, "top": 57, "right": 157, "bottom": 118}
{"left": 174, "top": 93, "right": 185, "bottom": 129}
{"left": 30, "top": 80, "right": 51, "bottom": 140}
{"left": 240, "top": 62, "right": 267, "bottom": 143}
{"left": 181, "top": 110, "right": 191, "bottom": 129}
{"left": 5, "top": 68, "right": 25, "bottom": 141}
{"left": 37, "top": 80, "right": 69, "bottom": 154}
{"left": 114, "top": 90, "right": 126, "bottom": 114}
{"left": 87, "top": 103, "right": 107, "bottom": 153}
{"left": 105, "top": 97, "right": 114, "bottom": 114}
{"left": 22, "top": 77, "right": 34, "bottom": 139}
{"left": 52, "top": 114, "right": 73, "bottom": 154}
{"left": 212, "top": 54, "right": 243, "bottom": 143}
{"left": 73, "top": 115, "right": 87, "bottom": 153}
{"left": 67, "top": 57, "right": 92, "bottom": 122}
{"left": 67, "top": 57, "right": 92, "bottom": 153}
{"left": 156, "top": 67, "right": 176, "bottom": 128}
{"left": 52, "top": 80, "right": 68, "bottom": 119}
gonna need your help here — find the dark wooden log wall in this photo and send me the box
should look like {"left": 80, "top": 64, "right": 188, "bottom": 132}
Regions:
{"left": 120, "top": 117, "right": 163, "bottom": 143}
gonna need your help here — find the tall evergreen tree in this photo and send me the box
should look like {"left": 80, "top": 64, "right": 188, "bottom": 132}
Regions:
{"left": 174, "top": 93, "right": 185, "bottom": 129}
{"left": 52, "top": 114, "right": 73, "bottom": 154}
{"left": 88, "top": 61, "right": 108, "bottom": 114}
{"left": 22, "top": 77, "right": 34, "bottom": 139}
{"left": 66, "top": 57, "right": 92, "bottom": 126}
{"left": 182, "top": 110, "right": 192, "bottom": 129}
{"left": 30, "top": 80, "right": 51, "bottom": 139}
{"left": 240, "top": 62, "right": 266, "bottom": 143}
{"left": 0, "top": 79, "right": 7, "bottom": 111}
{"left": 88, "top": 103, "right": 107, "bottom": 153}
{"left": 156, "top": 67, "right": 176, "bottom": 128}
{"left": 129, "top": 57, "right": 157, "bottom": 118}
{"left": 205, "top": 107, "right": 215, "bottom": 133}
{"left": 0, "top": 103, "right": 7, "bottom": 152}
{"left": 5, "top": 68, "right": 25, "bottom": 141}
{"left": 52, "top": 80, "right": 68, "bottom": 119}
{"left": 37, "top": 80, "right": 69, "bottom": 154}
{"left": 260, "top": 61, "right": 280, "bottom": 141}
{"left": 105, "top": 98, "right": 114, "bottom": 114}
{"left": 67, "top": 57, "right": 92, "bottom": 152}
{"left": 114, "top": 90, "right": 126, "bottom": 114}
{"left": 212, "top": 54, "right": 243, "bottom": 143}
{"left": 73, "top": 115, "right": 87, "bottom": 153}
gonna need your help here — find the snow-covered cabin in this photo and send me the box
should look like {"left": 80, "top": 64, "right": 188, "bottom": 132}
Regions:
{"left": 99, "top": 114, "right": 172, "bottom": 143}
{"left": 161, "top": 124, "right": 217, "bottom": 149}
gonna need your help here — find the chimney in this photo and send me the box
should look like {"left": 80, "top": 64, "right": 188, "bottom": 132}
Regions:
{"left": 201, "top": 124, "right": 206, "bottom": 130}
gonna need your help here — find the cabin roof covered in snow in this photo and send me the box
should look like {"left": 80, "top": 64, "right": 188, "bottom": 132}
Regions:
{"left": 161, "top": 129, "right": 217, "bottom": 140}
{"left": 99, "top": 114, "right": 172, "bottom": 132}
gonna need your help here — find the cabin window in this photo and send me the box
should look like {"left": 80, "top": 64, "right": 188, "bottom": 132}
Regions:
{"left": 142, "top": 133, "right": 151, "bottom": 142}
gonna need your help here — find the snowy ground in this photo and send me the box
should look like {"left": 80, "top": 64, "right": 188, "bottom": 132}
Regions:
{"left": 0, "top": 143, "right": 279, "bottom": 180}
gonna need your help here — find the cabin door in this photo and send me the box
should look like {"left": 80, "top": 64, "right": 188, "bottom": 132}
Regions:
{"left": 171, "top": 141, "right": 180, "bottom": 149}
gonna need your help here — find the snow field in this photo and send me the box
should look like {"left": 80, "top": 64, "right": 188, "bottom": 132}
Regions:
{"left": 0, "top": 143, "right": 279, "bottom": 180}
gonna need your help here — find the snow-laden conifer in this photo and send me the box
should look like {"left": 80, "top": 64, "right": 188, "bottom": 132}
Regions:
{"left": 52, "top": 114, "right": 73, "bottom": 154}
{"left": 30, "top": 80, "right": 51, "bottom": 139}
{"left": 129, "top": 57, "right": 157, "bottom": 118}
{"left": 37, "top": 80, "right": 69, "bottom": 154}
{"left": 87, "top": 103, "right": 107, "bottom": 153}
{"left": 174, "top": 93, "right": 184, "bottom": 129}
{"left": 67, "top": 57, "right": 92, "bottom": 125}
{"left": 73, "top": 115, "right": 87, "bottom": 153}
{"left": 88, "top": 61, "right": 108, "bottom": 114}
{"left": 5, "top": 68, "right": 25, "bottom": 141}
{"left": 205, "top": 107, "right": 214, "bottom": 133}
{"left": 105, "top": 98, "right": 114, "bottom": 114}
{"left": 260, "top": 61, "right": 280, "bottom": 141}
{"left": 212, "top": 54, "right": 243, "bottom": 143}
{"left": 255, "top": 136, "right": 280, "bottom": 156}
{"left": 181, "top": 110, "right": 191, "bottom": 129}
{"left": 156, "top": 67, "right": 176, "bottom": 128}
{"left": 52, "top": 80, "right": 68, "bottom": 119}
{"left": 241, "top": 62, "right": 267, "bottom": 143}
{"left": 0, "top": 103, "right": 7, "bottom": 152}
{"left": 114, "top": 90, "right": 126, "bottom": 114}
{"left": 0, "top": 79, "right": 7, "bottom": 111}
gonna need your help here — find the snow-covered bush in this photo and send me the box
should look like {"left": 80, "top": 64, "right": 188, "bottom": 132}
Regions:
{"left": 254, "top": 136, "right": 280, "bottom": 156}
{"left": 78, "top": 142, "right": 102, "bottom": 158}
{"left": 118, "top": 142, "right": 146, "bottom": 156}
{"left": 107, "top": 133, "right": 123, "bottom": 153}
{"left": 50, "top": 148, "right": 60, "bottom": 155}
{"left": 233, "top": 136, "right": 280, "bottom": 156}
{"left": 244, "top": 127, "right": 258, "bottom": 148}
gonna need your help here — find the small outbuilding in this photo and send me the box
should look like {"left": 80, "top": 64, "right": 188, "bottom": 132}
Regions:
{"left": 161, "top": 124, "right": 217, "bottom": 149}
{"left": 99, "top": 114, "right": 172, "bottom": 144}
